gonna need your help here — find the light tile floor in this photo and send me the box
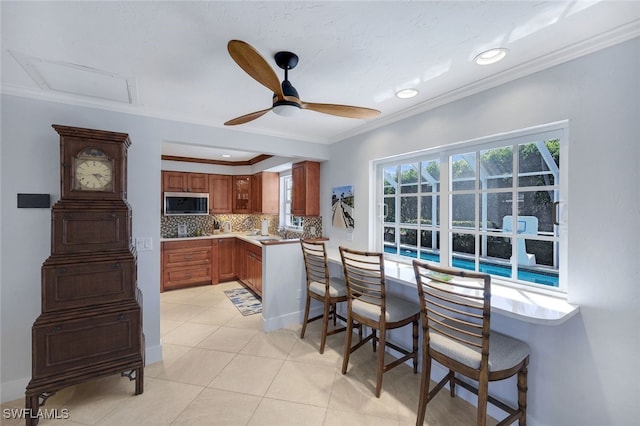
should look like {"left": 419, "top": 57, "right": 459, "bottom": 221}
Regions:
{"left": 2, "top": 282, "right": 494, "bottom": 425}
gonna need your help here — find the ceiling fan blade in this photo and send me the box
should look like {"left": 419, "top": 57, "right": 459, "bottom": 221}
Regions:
{"left": 227, "top": 40, "right": 283, "bottom": 98}
{"left": 224, "top": 108, "right": 272, "bottom": 126}
{"left": 300, "top": 102, "right": 380, "bottom": 119}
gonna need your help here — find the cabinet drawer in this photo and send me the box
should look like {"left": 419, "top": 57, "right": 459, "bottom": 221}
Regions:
{"left": 163, "top": 248, "right": 211, "bottom": 267}
{"left": 163, "top": 265, "right": 212, "bottom": 290}
{"left": 42, "top": 257, "right": 136, "bottom": 312}
{"left": 32, "top": 307, "right": 142, "bottom": 380}
{"left": 52, "top": 208, "right": 131, "bottom": 254}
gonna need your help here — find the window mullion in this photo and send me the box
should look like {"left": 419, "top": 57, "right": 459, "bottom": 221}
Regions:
{"left": 440, "top": 152, "right": 451, "bottom": 267}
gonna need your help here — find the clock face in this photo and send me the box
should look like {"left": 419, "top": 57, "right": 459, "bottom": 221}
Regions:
{"left": 73, "top": 150, "right": 114, "bottom": 191}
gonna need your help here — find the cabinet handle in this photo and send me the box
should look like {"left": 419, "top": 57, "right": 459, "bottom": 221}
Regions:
{"left": 118, "top": 314, "right": 125, "bottom": 320}
{"left": 184, "top": 255, "right": 193, "bottom": 260}
{"left": 111, "top": 213, "right": 116, "bottom": 218}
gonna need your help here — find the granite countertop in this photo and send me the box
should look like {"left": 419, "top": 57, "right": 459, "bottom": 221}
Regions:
{"left": 160, "top": 232, "right": 306, "bottom": 246}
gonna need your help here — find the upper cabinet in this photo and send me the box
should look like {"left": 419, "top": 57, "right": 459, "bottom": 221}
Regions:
{"left": 251, "top": 172, "right": 279, "bottom": 214}
{"left": 209, "top": 174, "right": 232, "bottom": 214}
{"left": 163, "top": 171, "right": 209, "bottom": 193}
{"left": 291, "top": 161, "right": 320, "bottom": 216}
{"left": 232, "top": 175, "right": 251, "bottom": 213}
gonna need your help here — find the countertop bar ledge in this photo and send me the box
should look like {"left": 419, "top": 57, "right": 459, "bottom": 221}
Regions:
{"left": 324, "top": 247, "right": 579, "bottom": 325}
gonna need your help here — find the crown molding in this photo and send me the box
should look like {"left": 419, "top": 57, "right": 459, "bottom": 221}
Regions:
{"left": 161, "top": 154, "right": 273, "bottom": 166}
{"left": 330, "top": 21, "right": 640, "bottom": 143}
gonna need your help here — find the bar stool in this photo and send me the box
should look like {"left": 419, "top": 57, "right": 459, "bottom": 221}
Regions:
{"left": 339, "top": 246, "right": 419, "bottom": 397}
{"left": 299, "top": 239, "right": 348, "bottom": 354}
{"left": 412, "top": 260, "right": 530, "bottom": 426}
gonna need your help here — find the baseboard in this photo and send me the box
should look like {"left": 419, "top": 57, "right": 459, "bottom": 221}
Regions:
{"left": 145, "top": 343, "right": 162, "bottom": 365}
{"left": 1, "top": 377, "right": 28, "bottom": 404}
{"left": 261, "top": 305, "right": 323, "bottom": 332}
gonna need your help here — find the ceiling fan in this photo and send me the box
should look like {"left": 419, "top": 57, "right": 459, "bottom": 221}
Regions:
{"left": 224, "top": 40, "right": 381, "bottom": 126}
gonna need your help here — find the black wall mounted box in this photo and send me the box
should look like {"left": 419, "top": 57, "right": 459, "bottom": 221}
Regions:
{"left": 17, "top": 193, "right": 51, "bottom": 208}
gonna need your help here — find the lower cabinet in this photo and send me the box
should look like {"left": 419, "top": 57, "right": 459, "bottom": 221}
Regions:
{"left": 161, "top": 237, "right": 261, "bottom": 296}
{"left": 218, "top": 238, "right": 236, "bottom": 282}
{"left": 161, "top": 239, "right": 213, "bottom": 291}
{"left": 237, "top": 240, "right": 262, "bottom": 296}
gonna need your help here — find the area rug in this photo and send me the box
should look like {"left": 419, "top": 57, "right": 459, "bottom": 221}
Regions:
{"left": 224, "top": 288, "right": 262, "bottom": 316}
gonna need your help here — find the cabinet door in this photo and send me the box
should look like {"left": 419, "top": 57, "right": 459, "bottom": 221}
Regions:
{"left": 188, "top": 173, "right": 209, "bottom": 193}
{"left": 209, "top": 174, "right": 232, "bottom": 213}
{"left": 162, "top": 171, "right": 208, "bottom": 193}
{"left": 235, "top": 240, "right": 248, "bottom": 283}
{"left": 251, "top": 174, "right": 261, "bottom": 214}
{"left": 218, "top": 238, "right": 236, "bottom": 282}
{"left": 232, "top": 176, "right": 251, "bottom": 213}
{"left": 291, "top": 161, "right": 320, "bottom": 216}
{"left": 210, "top": 239, "right": 220, "bottom": 284}
{"left": 253, "top": 172, "right": 279, "bottom": 214}
{"left": 163, "top": 171, "right": 187, "bottom": 192}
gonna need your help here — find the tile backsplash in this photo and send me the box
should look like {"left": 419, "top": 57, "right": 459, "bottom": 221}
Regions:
{"left": 161, "top": 214, "right": 323, "bottom": 239}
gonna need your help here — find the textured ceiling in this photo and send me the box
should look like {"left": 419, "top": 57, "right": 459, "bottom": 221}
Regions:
{"left": 2, "top": 1, "right": 640, "bottom": 154}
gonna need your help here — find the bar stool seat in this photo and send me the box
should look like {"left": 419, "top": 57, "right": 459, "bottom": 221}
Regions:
{"left": 339, "top": 246, "right": 419, "bottom": 398}
{"left": 412, "top": 260, "right": 530, "bottom": 426}
{"left": 300, "top": 240, "right": 349, "bottom": 354}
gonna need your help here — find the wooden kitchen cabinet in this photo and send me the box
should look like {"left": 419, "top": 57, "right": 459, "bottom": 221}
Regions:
{"left": 251, "top": 172, "right": 279, "bottom": 214}
{"left": 218, "top": 238, "right": 236, "bottom": 282}
{"left": 209, "top": 174, "right": 232, "bottom": 213}
{"left": 162, "top": 171, "right": 209, "bottom": 193}
{"left": 291, "top": 161, "right": 320, "bottom": 216}
{"left": 161, "top": 239, "right": 213, "bottom": 291}
{"left": 237, "top": 240, "right": 262, "bottom": 296}
{"left": 247, "top": 243, "right": 263, "bottom": 296}
{"left": 232, "top": 175, "right": 251, "bottom": 213}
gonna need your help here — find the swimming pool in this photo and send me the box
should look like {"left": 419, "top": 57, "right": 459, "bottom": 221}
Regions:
{"left": 384, "top": 246, "right": 559, "bottom": 287}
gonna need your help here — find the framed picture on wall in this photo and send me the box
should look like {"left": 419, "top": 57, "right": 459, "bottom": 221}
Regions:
{"left": 331, "top": 185, "right": 354, "bottom": 229}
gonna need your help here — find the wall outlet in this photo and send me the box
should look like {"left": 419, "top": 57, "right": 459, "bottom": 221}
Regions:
{"left": 310, "top": 226, "right": 316, "bottom": 236}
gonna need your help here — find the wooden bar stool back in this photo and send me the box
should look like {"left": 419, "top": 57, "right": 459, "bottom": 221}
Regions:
{"left": 299, "top": 239, "right": 348, "bottom": 354}
{"left": 339, "top": 246, "right": 419, "bottom": 397}
{"left": 412, "top": 260, "right": 530, "bottom": 426}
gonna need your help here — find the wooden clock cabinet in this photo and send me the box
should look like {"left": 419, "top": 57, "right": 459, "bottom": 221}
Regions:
{"left": 25, "top": 125, "right": 144, "bottom": 425}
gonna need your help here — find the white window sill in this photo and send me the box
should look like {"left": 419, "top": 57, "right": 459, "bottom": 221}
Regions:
{"left": 325, "top": 248, "right": 579, "bottom": 325}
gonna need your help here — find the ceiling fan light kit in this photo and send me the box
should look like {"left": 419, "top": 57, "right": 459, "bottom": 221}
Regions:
{"left": 224, "top": 40, "right": 380, "bottom": 125}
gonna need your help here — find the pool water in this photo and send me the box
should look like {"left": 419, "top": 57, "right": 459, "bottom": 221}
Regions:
{"left": 385, "top": 246, "right": 559, "bottom": 287}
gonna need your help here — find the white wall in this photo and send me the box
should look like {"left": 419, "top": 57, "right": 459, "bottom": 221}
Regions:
{"left": 0, "top": 96, "right": 327, "bottom": 402}
{"left": 322, "top": 38, "right": 640, "bottom": 425}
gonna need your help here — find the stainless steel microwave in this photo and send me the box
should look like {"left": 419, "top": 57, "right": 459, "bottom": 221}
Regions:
{"left": 164, "top": 192, "right": 209, "bottom": 215}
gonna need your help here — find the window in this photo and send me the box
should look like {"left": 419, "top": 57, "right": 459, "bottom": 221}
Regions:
{"left": 280, "top": 175, "right": 303, "bottom": 230}
{"left": 375, "top": 123, "right": 567, "bottom": 292}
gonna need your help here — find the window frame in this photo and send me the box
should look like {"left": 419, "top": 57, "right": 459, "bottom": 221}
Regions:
{"left": 372, "top": 121, "right": 568, "bottom": 293}
{"left": 280, "top": 174, "right": 303, "bottom": 231}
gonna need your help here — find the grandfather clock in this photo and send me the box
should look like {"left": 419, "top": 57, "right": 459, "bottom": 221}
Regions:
{"left": 25, "top": 125, "right": 144, "bottom": 425}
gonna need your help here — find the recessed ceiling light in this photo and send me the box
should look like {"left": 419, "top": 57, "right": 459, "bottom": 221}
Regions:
{"left": 395, "top": 88, "right": 419, "bottom": 99}
{"left": 221, "top": 154, "right": 231, "bottom": 158}
{"left": 474, "top": 48, "right": 509, "bottom": 65}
